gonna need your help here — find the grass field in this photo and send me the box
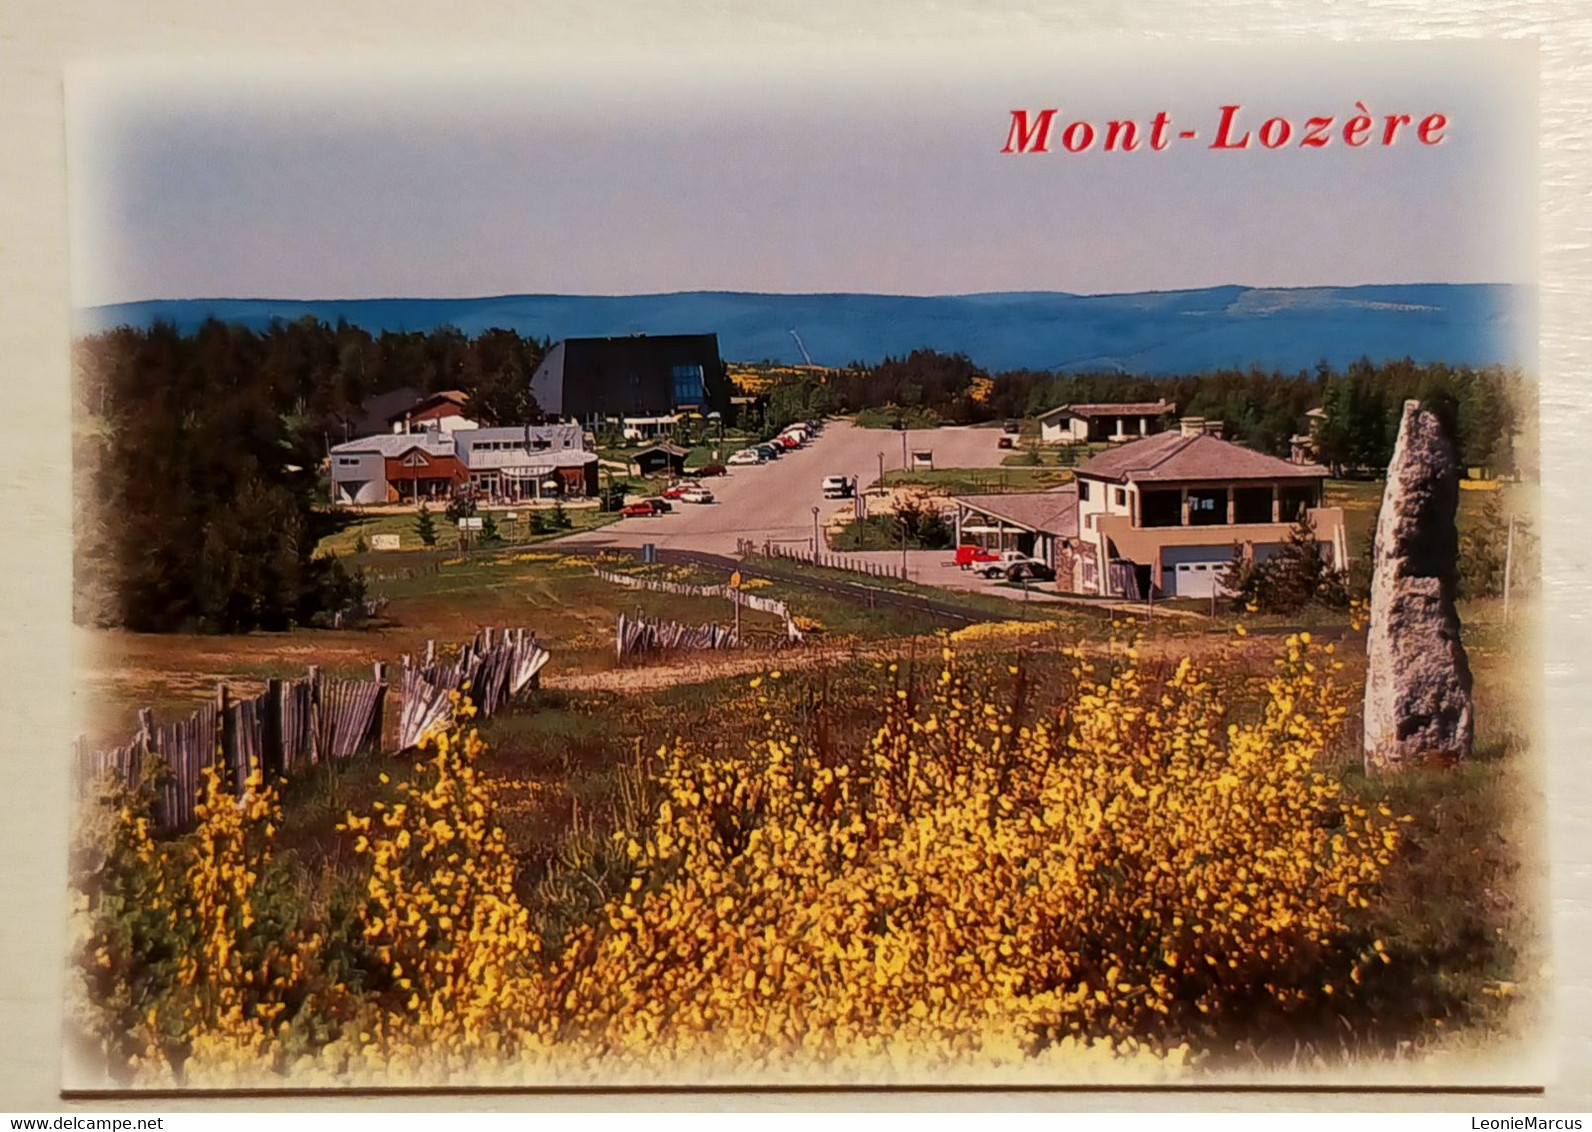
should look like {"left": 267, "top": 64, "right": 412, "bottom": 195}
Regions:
{"left": 877, "top": 466, "right": 1072, "bottom": 494}
{"left": 314, "top": 506, "right": 622, "bottom": 558}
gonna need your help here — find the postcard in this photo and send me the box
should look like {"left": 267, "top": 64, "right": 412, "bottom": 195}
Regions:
{"left": 58, "top": 40, "right": 1547, "bottom": 1092}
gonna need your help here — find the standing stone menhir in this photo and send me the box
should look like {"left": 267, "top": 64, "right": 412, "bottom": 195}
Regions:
{"left": 1362, "top": 400, "right": 1475, "bottom": 769}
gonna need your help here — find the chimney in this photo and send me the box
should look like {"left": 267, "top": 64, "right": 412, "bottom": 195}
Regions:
{"left": 1179, "top": 417, "right": 1205, "bottom": 438}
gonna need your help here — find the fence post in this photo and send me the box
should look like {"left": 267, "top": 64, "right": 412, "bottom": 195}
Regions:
{"left": 262, "top": 678, "right": 285, "bottom": 782}
{"left": 306, "top": 665, "right": 322, "bottom": 764}
{"left": 215, "top": 684, "right": 232, "bottom": 787}
{"left": 371, "top": 661, "right": 389, "bottom": 755}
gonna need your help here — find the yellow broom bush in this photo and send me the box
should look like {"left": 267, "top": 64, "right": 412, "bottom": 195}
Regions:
{"left": 549, "top": 634, "right": 1401, "bottom": 1069}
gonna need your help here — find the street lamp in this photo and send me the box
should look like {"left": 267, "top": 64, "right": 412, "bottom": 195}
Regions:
{"left": 898, "top": 516, "right": 909, "bottom": 578}
{"left": 812, "top": 505, "right": 821, "bottom": 557}
{"left": 877, "top": 451, "right": 885, "bottom": 489}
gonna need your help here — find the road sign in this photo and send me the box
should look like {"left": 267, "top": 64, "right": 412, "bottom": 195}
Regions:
{"left": 370, "top": 534, "right": 400, "bottom": 551}
{"left": 730, "top": 571, "right": 742, "bottom": 589}
{"left": 458, "top": 517, "right": 484, "bottom": 531}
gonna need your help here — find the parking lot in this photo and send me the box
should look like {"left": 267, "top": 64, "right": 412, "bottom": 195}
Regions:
{"left": 556, "top": 419, "right": 1010, "bottom": 565}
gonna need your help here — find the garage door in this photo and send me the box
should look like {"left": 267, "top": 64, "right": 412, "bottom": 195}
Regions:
{"left": 1160, "top": 546, "right": 1235, "bottom": 599}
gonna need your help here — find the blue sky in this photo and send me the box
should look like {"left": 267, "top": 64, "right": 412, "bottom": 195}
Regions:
{"left": 66, "top": 40, "right": 1536, "bottom": 307}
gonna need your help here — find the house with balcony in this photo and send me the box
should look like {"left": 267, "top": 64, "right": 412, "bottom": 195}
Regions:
{"left": 1070, "top": 423, "right": 1345, "bottom": 599}
{"left": 1037, "top": 400, "right": 1176, "bottom": 444}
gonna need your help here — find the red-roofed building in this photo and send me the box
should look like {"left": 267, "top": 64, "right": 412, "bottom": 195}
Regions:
{"left": 1068, "top": 422, "right": 1346, "bottom": 599}
{"left": 1037, "top": 400, "right": 1176, "bottom": 444}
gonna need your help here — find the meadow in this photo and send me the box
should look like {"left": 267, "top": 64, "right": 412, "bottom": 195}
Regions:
{"left": 67, "top": 472, "right": 1541, "bottom": 1086}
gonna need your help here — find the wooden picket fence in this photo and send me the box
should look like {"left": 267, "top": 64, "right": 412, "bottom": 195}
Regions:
{"left": 396, "top": 627, "right": 550, "bottom": 749}
{"left": 739, "top": 538, "right": 909, "bottom": 582}
{"left": 616, "top": 611, "right": 740, "bottom": 658}
{"left": 73, "top": 665, "right": 389, "bottom": 831}
{"left": 75, "top": 626, "right": 550, "bottom": 833}
{"left": 591, "top": 567, "right": 803, "bottom": 642}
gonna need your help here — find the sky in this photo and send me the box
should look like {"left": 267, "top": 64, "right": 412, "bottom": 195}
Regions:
{"left": 65, "top": 40, "right": 1537, "bottom": 307}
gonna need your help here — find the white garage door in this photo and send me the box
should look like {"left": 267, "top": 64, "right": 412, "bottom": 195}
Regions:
{"left": 1160, "top": 546, "right": 1234, "bottom": 599}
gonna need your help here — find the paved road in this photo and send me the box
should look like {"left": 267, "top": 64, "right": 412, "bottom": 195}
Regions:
{"left": 557, "top": 419, "right": 1010, "bottom": 559}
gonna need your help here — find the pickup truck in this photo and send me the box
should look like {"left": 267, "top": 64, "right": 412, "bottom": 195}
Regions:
{"left": 821, "top": 475, "right": 855, "bottom": 499}
{"left": 974, "top": 550, "right": 1049, "bottom": 579}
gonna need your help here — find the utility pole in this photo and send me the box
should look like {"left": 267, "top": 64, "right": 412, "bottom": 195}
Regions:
{"left": 812, "top": 505, "right": 821, "bottom": 558}
{"left": 901, "top": 427, "right": 909, "bottom": 471}
{"left": 877, "top": 451, "right": 885, "bottom": 489}
{"left": 899, "top": 516, "right": 909, "bottom": 578}
{"left": 1503, "top": 514, "right": 1516, "bottom": 624}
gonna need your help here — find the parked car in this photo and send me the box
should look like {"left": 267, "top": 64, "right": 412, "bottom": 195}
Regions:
{"left": 978, "top": 551, "right": 1047, "bottom": 579}
{"left": 954, "top": 544, "right": 1002, "bottom": 570}
{"left": 821, "top": 475, "right": 855, "bottom": 499}
{"left": 997, "top": 435, "right": 1015, "bottom": 449}
{"left": 756, "top": 444, "right": 782, "bottom": 460}
{"left": 1006, "top": 560, "right": 1056, "bottom": 583}
{"left": 696, "top": 463, "right": 728, "bottom": 477}
{"left": 620, "top": 500, "right": 662, "bottom": 517}
{"left": 727, "top": 449, "right": 763, "bottom": 466}
{"left": 1003, "top": 419, "right": 1022, "bottom": 434}
{"left": 680, "top": 487, "right": 715, "bottom": 504}
{"left": 778, "top": 435, "right": 801, "bottom": 449}
{"left": 652, "top": 498, "right": 673, "bottom": 513}
{"left": 661, "top": 481, "right": 700, "bottom": 500}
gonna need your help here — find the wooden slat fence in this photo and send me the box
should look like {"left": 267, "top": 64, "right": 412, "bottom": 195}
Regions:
{"left": 396, "top": 627, "right": 550, "bottom": 749}
{"left": 77, "top": 663, "right": 392, "bottom": 833}
{"left": 616, "top": 611, "right": 742, "bottom": 658}
{"left": 591, "top": 567, "right": 803, "bottom": 642}
{"left": 738, "top": 538, "right": 909, "bottom": 582}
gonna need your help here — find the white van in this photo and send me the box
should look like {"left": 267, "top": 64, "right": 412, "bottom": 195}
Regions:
{"left": 821, "top": 475, "right": 854, "bottom": 499}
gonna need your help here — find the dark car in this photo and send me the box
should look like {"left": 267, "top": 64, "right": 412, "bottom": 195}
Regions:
{"left": 755, "top": 444, "right": 782, "bottom": 460}
{"left": 1006, "top": 560, "right": 1055, "bottom": 583}
{"left": 696, "top": 463, "right": 728, "bottom": 477}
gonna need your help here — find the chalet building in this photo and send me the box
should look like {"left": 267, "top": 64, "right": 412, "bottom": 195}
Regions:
{"left": 1037, "top": 400, "right": 1176, "bottom": 444}
{"left": 633, "top": 443, "right": 690, "bottom": 478}
{"left": 529, "top": 333, "right": 731, "bottom": 422}
{"left": 388, "top": 390, "right": 479, "bottom": 434}
{"left": 329, "top": 423, "right": 596, "bottom": 505}
{"left": 952, "top": 421, "right": 1345, "bottom": 600}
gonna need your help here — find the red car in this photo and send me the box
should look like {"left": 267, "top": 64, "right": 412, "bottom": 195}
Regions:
{"left": 661, "top": 483, "right": 696, "bottom": 499}
{"left": 621, "top": 500, "right": 663, "bottom": 517}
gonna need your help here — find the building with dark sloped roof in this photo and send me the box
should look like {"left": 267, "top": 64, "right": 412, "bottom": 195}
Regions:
{"left": 529, "top": 334, "right": 730, "bottom": 422}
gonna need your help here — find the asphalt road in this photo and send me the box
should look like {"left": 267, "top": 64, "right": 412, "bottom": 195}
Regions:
{"left": 556, "top": 419, "right": 1011, "bottom": 559}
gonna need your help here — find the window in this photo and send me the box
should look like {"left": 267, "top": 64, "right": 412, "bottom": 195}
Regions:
{"left": 1078, "top": 480, "right": 1091, "bottom": 502}
{"left": 337, "top": 457, "right": 359, "bottom": 467}
{"left": 672, "top": 364, "right": 705, "bottom": 405}
{"left": 1114, "top": 488, "right": 1127, "bottom": 507}
{"left": 1187, "top": 488, "right": 1228, "bottom": 526}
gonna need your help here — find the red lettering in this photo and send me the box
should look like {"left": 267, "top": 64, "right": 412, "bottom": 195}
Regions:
{"left": 1343, "top": 107, "right": 1373, "bottom": 147}
{"left": 1210, "top": 105, "right": 1250, "bottom": 149}
{"left": 1001, "top": 109, "right": 1058, "bottom": 154}
{"left": 1300, "top": 116, "right": 1332, "bottom": 148}
{"left": 1258, "top": 117, "right": 1291, "bottom": 148}
{"left": 1149, "top": 111, "right": 1173, "bottom": 151}
{"left": 1382, "top": 113, "right": 1412, "bottom": 145}
{"left": 1418, "top": 112, "right": 1448, "bottom": 144}
{"left": 1103, "top": 119, "right": 1140, "bottom": 152}
{"left": 1061, "top": 120, "right": 1096, "bottom": 152}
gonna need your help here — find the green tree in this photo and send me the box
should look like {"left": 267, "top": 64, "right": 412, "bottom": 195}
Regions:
{"left": 414, "top": 503, "right": 439, "bottom": 548}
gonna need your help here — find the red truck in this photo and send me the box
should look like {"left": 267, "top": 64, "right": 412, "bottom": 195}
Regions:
{"left": 954, "top": 544, "right": 1001, "bottom": 570}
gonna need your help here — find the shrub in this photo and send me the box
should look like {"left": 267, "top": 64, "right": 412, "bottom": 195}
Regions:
{"left": 550, "top": 636, "right": 1401, "bottom": 1065}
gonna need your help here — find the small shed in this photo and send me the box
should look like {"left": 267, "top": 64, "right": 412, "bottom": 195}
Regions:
{"left": 634, "top": 443, "right": 690, "bottom": 478}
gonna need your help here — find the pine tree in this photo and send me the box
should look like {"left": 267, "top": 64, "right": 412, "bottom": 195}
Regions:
{"left": 414, "top": 503, "right": 438, "bottom": 548}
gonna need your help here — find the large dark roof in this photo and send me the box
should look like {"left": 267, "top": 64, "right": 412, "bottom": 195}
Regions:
{"left": 1075, "top": 431, "right": 1329, "bottom": 483}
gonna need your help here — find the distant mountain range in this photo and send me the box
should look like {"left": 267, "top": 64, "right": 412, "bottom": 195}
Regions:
{"left": 78, "top": 284, "right": 1530, "bottom": 375}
